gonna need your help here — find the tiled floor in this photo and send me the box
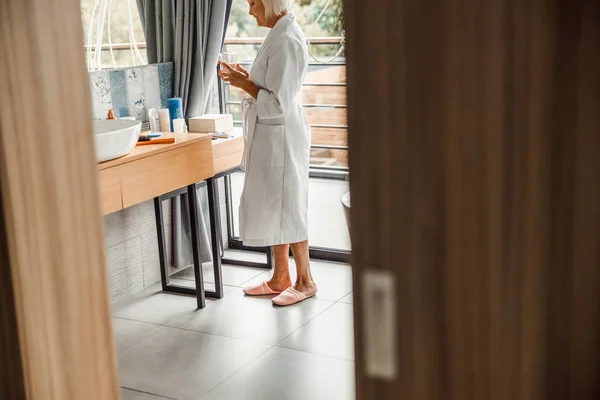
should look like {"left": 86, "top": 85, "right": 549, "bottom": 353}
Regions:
{"left": 114, "top": 259, "right": 355, "bottom": 400}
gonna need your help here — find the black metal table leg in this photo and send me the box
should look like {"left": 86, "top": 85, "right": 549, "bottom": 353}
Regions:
{"left": 186, "top": 184, "right": 206, "bottom": 309}
{"left": 205, "top": 178, "right": 224, "bottom": 298}
{"left": 213, "top": 180, "right": 226, "bottom": 260}
{"left": 153, "top": 166, "right": 272, "bottom": 306}
{"left": 154, "top": 194, "right": 202, "bottom": 305}
{"left": 154, "top": 197, "right": 169, "bottom": 292}
{"left": 266, "top": 246, "right": 274, "bottom": 269}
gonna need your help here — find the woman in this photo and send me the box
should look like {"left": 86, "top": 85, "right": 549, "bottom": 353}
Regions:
{"left": 219, "top": 0, "right": 317, "bottom": 306}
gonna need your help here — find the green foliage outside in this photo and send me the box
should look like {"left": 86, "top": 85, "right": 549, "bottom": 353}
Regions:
{"left": 227, "top": 0, "right": 343, "bottom": 37}
{"left": 226, "top": 0, "right": 344, "bottom": 61}
{"left": 297, "top": 0, "right": 343, "bottom": 37}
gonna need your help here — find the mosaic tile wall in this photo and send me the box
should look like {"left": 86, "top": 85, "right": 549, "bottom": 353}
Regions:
{"left": 89, "top": 63, "right": 173, "bottom": 121}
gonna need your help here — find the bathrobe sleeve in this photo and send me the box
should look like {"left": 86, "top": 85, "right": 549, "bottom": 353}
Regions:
{"left": 256, "top": 39, "right": 303, "bottom": 121}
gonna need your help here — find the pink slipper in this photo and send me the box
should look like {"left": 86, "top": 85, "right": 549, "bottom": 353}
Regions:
{"left": 272, "top": 287, "right": 315, "bottom": 306}
{"left": 243, "top": 281, "right": 282, "bottom": 296}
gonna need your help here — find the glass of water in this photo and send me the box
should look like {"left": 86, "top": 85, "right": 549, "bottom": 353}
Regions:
{"left": 219, "top": 52, "right": 238, "bottom": 68}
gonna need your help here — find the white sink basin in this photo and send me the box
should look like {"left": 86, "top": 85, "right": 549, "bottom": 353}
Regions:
{"left": 94, "top": 119, "right": 141, "bottom": 163}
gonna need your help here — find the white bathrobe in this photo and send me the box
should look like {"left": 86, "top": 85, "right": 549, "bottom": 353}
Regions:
{"left": 239, "top": 14, "right": 310, "bottom": 247}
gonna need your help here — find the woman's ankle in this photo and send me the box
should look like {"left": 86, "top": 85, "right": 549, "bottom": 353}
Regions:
{"left": 294, "top": 279, "right": 317, "bottom": 295}
{"left": 268, "top": 275, "right": 292, "bottom": 291}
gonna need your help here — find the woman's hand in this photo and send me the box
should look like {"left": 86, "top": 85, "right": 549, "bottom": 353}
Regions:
{"left": 218, "top": 62, "right": 249, "bottom": 88}
{"left": 219, "top": 62, "right": 259, "bottom": 99}
{"left": 234, "top": 63, "right": 249, "bottom": 77}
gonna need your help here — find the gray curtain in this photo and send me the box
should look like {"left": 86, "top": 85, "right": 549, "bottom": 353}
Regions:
{"left": 137, "top": 0, "right": 232, "bottom": 269}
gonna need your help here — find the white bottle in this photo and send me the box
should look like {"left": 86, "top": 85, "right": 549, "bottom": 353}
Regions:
{"left": 158, "top": 109, "right": 170, "bottom": 132}
{"left": 147, "top": 108, "right": 159, "bottom": 132}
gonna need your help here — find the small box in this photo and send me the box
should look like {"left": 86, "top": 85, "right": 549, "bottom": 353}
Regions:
{"left": 188, "top": 114, "right": 233, "bottom": 133}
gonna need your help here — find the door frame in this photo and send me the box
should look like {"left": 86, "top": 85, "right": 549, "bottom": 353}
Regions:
{"left": 0, "top": 0, "right": 119, "bottom": 397}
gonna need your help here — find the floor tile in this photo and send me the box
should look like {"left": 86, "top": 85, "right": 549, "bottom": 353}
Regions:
{"left": 165, "top": 278, "right": 237, "bottom": 296}
{"left": 223, "top": 249, "right": 269, "bottom": 264}
{"left": 308, "top": 178, "right": 352, "bottom": 251}
{"left": 243, "top": 259, "right": 353, "bottom": 302}
{"left": 278, "top": 302, "right": 355, "bottom": 360}
{"left": 113, "top": 318, "right": 161, "bottom": 352}
{"left": 339, "top": 292, "right": 353, "bottom": 304}
{"left": 309, "top": 260, "right": 353, "bottom": 301}
{"left": 121, "top": 388, "right": 171, "bottom": 399}
{"left": 200, "top": 347, "right": 355, "bottom": 400}
{"left": 166, "top": 288, "right": 334, "bottom": 345}
{"left": 119, "top": 326, "right": 270, "bottom": 400}
{"left": 171, "top": 263, "right": 265, "bottom": 287}
{"left": 113, "top": 284, "right": 206, "bottom": 325}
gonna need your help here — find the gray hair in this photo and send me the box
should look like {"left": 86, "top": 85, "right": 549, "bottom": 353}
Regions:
{"left": 262, "top": 0, "right": 290, "bottom": 19}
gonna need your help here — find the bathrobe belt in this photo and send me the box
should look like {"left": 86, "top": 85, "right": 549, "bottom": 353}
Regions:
{"left": 240, "top": 97, "right": 285, "bottom": 171}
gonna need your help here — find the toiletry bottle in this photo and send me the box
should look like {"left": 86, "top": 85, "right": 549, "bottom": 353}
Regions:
{"left": 167, "top": 98, "right": 183, "bottom": 131}
{"left": 159, "top": 109, "right": 171, "bottom": 132}
{"left": 147, "top": 108, "right": 159, "bottom": 132}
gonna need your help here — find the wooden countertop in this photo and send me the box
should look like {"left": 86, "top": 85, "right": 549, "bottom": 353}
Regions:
{"left": 97, "top": 131, "right": 244, "bottom": 215}
{"left": 98, "top": 133, "right": 212, "bottom": 170}
{"left": 97, "top": 132, "right": 215, "bottom": 214}
{"left": 210, "top": 130, "right": 244, "bottom": 175}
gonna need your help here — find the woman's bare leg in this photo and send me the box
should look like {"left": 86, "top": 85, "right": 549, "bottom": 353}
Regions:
{"left": 267, "top": 244, "right": 293, "bottom": 291}
{"left": 290, "top": 240, "right": 317, "bottom": 296}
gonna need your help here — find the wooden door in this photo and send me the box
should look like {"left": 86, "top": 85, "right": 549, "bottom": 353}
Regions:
{"left": 345, "top": 0, "right": 600, "bottom": 398}
{"left": 0, "top": 0, "right": 120, "bottom": 398}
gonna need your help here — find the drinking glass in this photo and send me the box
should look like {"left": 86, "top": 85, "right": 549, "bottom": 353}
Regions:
{"left": 219, "top": 52, "right": 238, "bottom": 68}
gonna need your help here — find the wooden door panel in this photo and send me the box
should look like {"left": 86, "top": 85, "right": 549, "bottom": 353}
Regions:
{"left": 0, "top": 0, "right": 120, "bottom": 397}
{"left": 345, "top": 0, "right": 600, "bottom": 399}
